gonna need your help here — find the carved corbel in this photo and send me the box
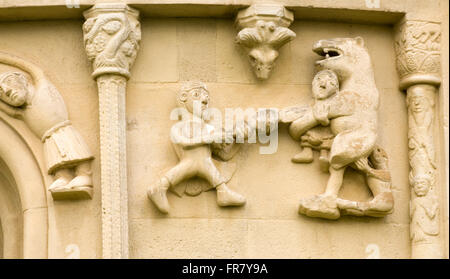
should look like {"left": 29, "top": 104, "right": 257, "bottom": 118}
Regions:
{"left": 394, "top": 20, "right": 443, "bottom": 259}
{"left": 235, "top": 4, "right": 296, "bottom": 80}
{"left": 82, "top": 3, "right": 141, "bottom": 259}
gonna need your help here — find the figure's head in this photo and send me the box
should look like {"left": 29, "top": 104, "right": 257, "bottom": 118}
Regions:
{"left": 312, "top": 70, "right": 339, "bottom": 100}
{"left": 177, "top": 81, "right": 210, "bottom": 114}
{"left": 0, "top": 72, "right": 29, "bottom": 107}
{"left": 411, "top": 173, "right": 432, "bottom": 197}
{"left": 313, "top": 37, "right": 371, "bottom": 79}
{"left": 406, "top": 86, "right": 435, "bottom": 113}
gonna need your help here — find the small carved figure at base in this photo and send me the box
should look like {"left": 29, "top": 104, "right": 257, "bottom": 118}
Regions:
{"left": 0, "top": 71, "right": 94, "bottom": 201}
{"left": 147, "top": 82, "right": 247, "bottom": 214}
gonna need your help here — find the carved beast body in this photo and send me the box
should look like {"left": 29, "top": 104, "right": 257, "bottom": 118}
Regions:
{"left": 313, "top": 37, "right": 380, "bottom": 169}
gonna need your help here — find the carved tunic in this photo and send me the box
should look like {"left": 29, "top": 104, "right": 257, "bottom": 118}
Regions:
{"left": 22, "top": 81, "right": 93, "bottom": 174}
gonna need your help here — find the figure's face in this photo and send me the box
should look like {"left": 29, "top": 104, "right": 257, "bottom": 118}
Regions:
{"left": 0, "top": 74, "right": 28, "bottom": 107}
{"left": 312, "top": 72, "right": 338, "bottom": 99}
{"left": 410, "top": 95, "right": 428, "bottom": 113}
{"left": 414, "top": 178, "right": 430, "bottom": 197}
{"left": 184, "top": 87, "right": 210, "bottom": 114}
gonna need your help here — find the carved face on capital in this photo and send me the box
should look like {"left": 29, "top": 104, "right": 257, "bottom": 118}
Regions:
{"left": 248, "top": 47, "right": 279, "bottom": 80}
{"left": 178, "top": 82, "right": 210, "bottom": 115}
{"left": 0, "top": 72, "right": 29, "bottom": 107}
{"left": 236, "top": 20, "right": 296, "bottom": 80}
{"left": 312, "top": 70, "right": 339, "bottom": 100}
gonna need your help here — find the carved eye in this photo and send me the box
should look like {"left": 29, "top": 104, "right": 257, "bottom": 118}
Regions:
{"left": 249, "top": 54, "right": 257, "bottom": 63}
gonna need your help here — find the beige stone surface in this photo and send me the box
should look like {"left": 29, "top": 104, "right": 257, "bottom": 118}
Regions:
{"left": 126, "top": 18, "right": 415, "bottom": 258}
{"left": 0, "top": 0, "right": 448, "bottom": 259}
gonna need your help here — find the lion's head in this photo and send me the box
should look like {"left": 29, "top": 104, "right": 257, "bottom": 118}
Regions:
{"left": 313, "top": 37, "right": 372, "bottom": 80}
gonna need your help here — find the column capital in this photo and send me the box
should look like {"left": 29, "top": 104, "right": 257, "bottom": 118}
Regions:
{"left": 394, "top": 20, "right": 441, "bottom": 91}
{"left": 234, "top": 4, "right": 296, "bottom": 80}
{"left": 83, "top": 3, "right": 141, "bottom": 79}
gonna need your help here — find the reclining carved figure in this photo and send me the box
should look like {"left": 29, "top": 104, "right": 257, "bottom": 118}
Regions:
{"left": 280, "top": 37, "right": 394, "bottom": 219}
{"left": 0, "top": 52, "right": 94, "bottom": 200}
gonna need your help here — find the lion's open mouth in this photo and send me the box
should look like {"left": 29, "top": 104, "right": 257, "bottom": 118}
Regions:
{"left": 313, "top": 45, "right": 342, "bottom": 64}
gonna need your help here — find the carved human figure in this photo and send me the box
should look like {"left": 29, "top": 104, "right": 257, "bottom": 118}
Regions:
{"left": 410, "top": 174, "right": 439, "bottom": 244}
{"left": 290, "top": 70, "right": 337, "bottom": 172}
{"left": 406, "top": 86, "right": 436, "bottom": 175}
{"left": 147, "top": 82, "right": 247, "bottom": 213}
{"left": 280, "top": 37, "right": 393, "bottom": 219}
{"left": 0, "top": 71, "right": 94, "bottom": 199}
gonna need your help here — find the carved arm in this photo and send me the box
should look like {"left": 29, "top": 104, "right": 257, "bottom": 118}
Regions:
{"left": 0, "top": 101, "right": 23, "bottom": 119}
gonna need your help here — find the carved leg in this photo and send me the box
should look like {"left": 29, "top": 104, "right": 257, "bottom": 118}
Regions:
{"left": 199, "top": 159, "right": 246, "bottom": 207}
{"left": 319, "top": 149, "right": 330, "bottom": 173}
{"left": 148, "top": 160, "right": 196, "bottom": 213}
{"left": 324, "top": 166, "right": 346, "bottom": 197}
{"left": 147, "top": 177, "right": 171, "bottom": 214}
{"left": 298, "top": 166, "right": 345, "bottom": 219}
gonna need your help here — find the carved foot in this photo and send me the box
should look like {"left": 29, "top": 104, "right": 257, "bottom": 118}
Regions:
{"left": 147, "top": 179, "right": 170, "bottom": 214}
{"left": 291, "top": 148, "right": 313, "bottom": 163}
{"left": 216, "top": 184, "right": 246, "bottom": 207}
{"left": 298, "top": 194, "right": 340, "bottom": 220}
{"left": 48, "top": 176, "right": 71, "bottom": 191}
{"left": 337, "top": 192, "right": 394, "bottom": 217}
{"left": 50, "top": 186, "right": 93, "bottom": 200}
{"left": 67, "top": 175, "right": 92, "bottom": 188}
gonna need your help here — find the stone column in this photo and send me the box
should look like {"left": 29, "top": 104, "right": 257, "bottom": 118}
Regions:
{"left": 82, "top": 3, "right": 141, "bottom": 259}
{"left": 394, "top": 20, "right": 443, "bottom": 258}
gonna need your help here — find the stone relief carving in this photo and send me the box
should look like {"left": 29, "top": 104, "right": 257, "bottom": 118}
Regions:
{"left": 235, "top": 4, "right": 296, "bottom": 80}
{"left": 280, "top": 37, "right": 394, "bottom": 219}
{"left": 395, "top": 20, "right": 443, "bottom": 259}
{"left": 147, "top": 82, "right": 247, "bottom": 213}
{"left": 0, "top": 52, "right": 94, "bottom": 200}
{"left": 395, "top": 21, "right": 441, "bottom": 90}
{"left": 406, "top": 87, "right": 441, "bottom": 257}
{"left": 83, "top": 5, "right": 141, "bottom": 79}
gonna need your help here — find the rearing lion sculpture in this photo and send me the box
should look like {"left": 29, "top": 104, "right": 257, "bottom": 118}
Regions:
{"left": 280, "top": 37, "right": 394, "bottom": 220}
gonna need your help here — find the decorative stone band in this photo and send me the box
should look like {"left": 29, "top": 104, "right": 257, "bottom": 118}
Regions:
{"left": 83, "top": 3, "right": 141, "bottom": 80}
{"left": 395, "top": 20, "right": 443, "bottom": 259}
{"left": 394, "top": 21, "right": 441, "bottom": 90}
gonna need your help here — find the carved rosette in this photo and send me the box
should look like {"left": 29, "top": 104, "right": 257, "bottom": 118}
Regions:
{"left": 83, "top": 4, "right": 141, "bottom": 79}
{"left": 235, "top": 4, "right": 296, "bottom": 80}
{"left": 82, "top": 3, "right": 141, "bottom": 259}
{"left": 395, "top": 20, "right": 443, "bottom": 259}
